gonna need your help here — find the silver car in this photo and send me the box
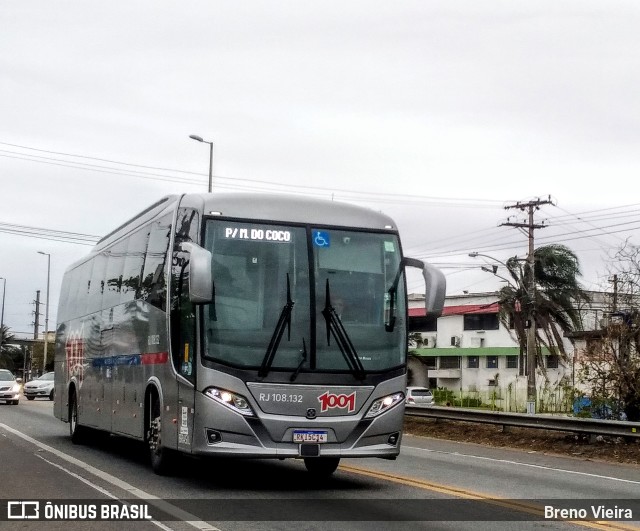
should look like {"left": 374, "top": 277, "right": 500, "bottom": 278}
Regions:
{"left": 24, "top": 372, "right": 55, "bottom": 401}
{"left": 405, "top": 386, "right": 434, "bottom": 407}
{"left": 0, "top": 369, "right": 20, "bottom": 405}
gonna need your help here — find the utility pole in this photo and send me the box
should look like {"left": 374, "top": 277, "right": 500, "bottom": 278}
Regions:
{"left": 501, "top": 196, "right": 554, "bottom": 413}
{"left": 22, "top": 344, "right": 29, "bottom": 383}
{"left": 33, "top": 290, "right": 41, "bottom": 340}
{"left": 33, "top": 290, "right": 41, "bottom": 374}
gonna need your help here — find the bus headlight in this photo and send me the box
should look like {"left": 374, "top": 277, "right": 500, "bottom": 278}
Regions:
{"left": 364, "top": 392, "right": 404, "bottom": 419}
{"left": 204, "top": 387, "right": 255, "bottom": 417}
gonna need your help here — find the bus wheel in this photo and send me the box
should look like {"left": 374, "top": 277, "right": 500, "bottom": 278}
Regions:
{"left": 69, "top": 392, "right": 87, "bottom": 444}
{"left": 147, "top": 400, "right": 174, "bottom": 475}
{"left": 303, "top": 457, "right": 340, "bottom": 477}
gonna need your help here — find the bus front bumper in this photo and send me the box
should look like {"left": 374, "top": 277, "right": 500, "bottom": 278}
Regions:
{"left": 190, "top": 391, "right": 404, "bottom": 459}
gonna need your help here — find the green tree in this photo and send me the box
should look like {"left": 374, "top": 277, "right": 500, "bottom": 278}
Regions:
{"left": 497, "top": 244, "right": 589, "bottom": 373}
{"left": 0, "top": 325, "right": 22, "bottom": 371}
{"left": 578, "top": 243, "right": 640, "bottom": 421}
{"left": 30, "top": 341, "right": 55, "bottom": 373}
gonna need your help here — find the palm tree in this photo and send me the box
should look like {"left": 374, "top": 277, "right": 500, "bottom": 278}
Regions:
{"left": 0, "top": 324, "right": 17, "bottom": 370}
{"left": 497, "top": 244, "right": 589, "bottom": 374}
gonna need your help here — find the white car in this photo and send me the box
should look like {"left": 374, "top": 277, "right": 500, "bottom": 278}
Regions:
{"left": 0, "top": 369, "right": 21, "bottom": 405}
{"left": 23, "top": 372, "right": 55, "bottom": 401}
{"left": 405, "top": 386, "right": 434, "bottom": 407}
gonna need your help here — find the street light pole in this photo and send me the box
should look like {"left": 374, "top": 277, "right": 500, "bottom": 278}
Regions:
{"left": 470, "top": 250, "right": 537, "bottom": 413}
{"left": 38, "top": 252, "right": 51, "bottom": 372}
{"left": 468, "top": 252, "right": 507, "bottom": 268}
{"left": 189, "top": 134, "right": 214, "bottom": 193}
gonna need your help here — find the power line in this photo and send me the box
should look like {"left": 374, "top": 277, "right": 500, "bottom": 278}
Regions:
{"left": 0, "top": 141, "right": 510, "bottom": 208}
{"left": 0, "top": 222, "right": 100, "bottom": 246}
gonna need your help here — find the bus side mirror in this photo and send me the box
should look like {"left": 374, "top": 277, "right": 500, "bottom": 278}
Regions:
{"left": 180, "top": 242, "right": 213, "bottom": 304}
{"left": 404, "top": 258, "right": 446, "bottom": 317}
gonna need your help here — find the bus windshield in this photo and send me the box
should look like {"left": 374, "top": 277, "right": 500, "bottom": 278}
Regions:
{"left": 202, "top": 220, "right": 406, "bottom": 374}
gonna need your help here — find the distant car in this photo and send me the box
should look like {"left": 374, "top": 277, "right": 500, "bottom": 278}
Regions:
{"left": 0, "top": 369, "right": 21, "bottom": 405}
{"left": 23, "top": 372, "right": 55, "bottom": 401}
{"left": 405, "top": 387, "right": 434, "bottom": 407}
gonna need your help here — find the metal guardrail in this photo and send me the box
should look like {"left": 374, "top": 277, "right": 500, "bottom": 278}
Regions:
{"left": 405, "top": 405, "right": 640, "bottom": 439}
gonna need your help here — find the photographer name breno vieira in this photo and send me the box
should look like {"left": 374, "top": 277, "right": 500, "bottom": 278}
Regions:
{"left": 545, "top": 505, "right": 633, "bottom": 520}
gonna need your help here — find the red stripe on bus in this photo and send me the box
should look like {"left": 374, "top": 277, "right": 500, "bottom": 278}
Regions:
{"left": 141, "top": 352, "right": 169, "bottom": 365}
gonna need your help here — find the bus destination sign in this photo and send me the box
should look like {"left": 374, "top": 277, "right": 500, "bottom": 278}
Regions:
{"left": 224, "top": 226, "right": 292, "bottom": 242}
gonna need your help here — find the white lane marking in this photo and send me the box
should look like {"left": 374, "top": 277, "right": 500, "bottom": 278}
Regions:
{"left": 36, "top": 453, "right": 119, "bottom": 499}
{"left": 404, "top": 445, "right": 640, "bottom": 486}
{"left": 0, "top": 423, "right": 221, "bottom": 531}
{"left": 36, "top": 454, "right": 174, "bottom": 531}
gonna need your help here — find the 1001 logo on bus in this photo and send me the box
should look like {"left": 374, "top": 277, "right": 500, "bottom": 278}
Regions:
{"left": 317, "top": 391, "right": 356, "bottom": 413}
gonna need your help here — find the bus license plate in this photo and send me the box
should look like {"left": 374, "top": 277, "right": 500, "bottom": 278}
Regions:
{"left": 293, "top": 430, "right": 328, "bottom": 443}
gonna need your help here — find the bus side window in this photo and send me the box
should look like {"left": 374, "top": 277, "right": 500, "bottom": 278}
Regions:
{"left": 65, "top": 266, "right": 80, "bottom": 321}
{"left": 58, "top": 271, "right": 72, "bottom": 323}
{"left": 141, "top": 215, "right": 172, "bottom": 311}
{"left": 67, "top": 260, "right": 93, "bottom": 320}
{"left": 88, "top": 253, "right": 107, "bottom": 315}
{"left": 103, "top": 240, "right": 126, "bottom": 309}
{"left": 77, "top": 260, "right": 94, "bottom": 319}
{"left": 122, "top": 227, "right": 149, "bottom": 304}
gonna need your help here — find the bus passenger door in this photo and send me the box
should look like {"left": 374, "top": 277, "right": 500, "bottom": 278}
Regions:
{"left": 172, "top": 260, "right": 197, "bottom": 452}
{"left": 171, "top": 208, "right": 199, "bottom": 452}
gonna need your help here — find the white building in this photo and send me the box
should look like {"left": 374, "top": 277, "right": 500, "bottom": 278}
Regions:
{"left": 406, "top": 291, "right": 611, "bottom": 412}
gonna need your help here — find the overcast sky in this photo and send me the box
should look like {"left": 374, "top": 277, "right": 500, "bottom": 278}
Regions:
{"left": 2, "top": 1, "right": 639, "bottom": 337}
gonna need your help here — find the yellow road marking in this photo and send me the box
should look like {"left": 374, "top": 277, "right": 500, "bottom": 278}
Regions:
{"left": 340, "top": 464, "right": 639, "bottom": 530}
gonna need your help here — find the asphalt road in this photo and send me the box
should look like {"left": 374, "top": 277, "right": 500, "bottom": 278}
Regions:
{"left": 1, "top": 398, "right": 639, "bottom": 531}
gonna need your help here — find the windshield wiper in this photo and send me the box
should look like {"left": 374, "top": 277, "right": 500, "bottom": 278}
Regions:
{"left": 290, "top": 338, "right": 308, "bottom": 382}
{"left": 321, "top": 279, "right": 366, "bottom": 380}
{"left": 258, "top": 274, "right": 295, "bottom": 378}
{"left": 386, "top": 266, "right": 403, "bottom": 332}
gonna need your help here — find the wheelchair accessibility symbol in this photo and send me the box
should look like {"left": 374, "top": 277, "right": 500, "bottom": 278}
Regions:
{"left": 312, "top": 230, "right": 331, "bottom": 248}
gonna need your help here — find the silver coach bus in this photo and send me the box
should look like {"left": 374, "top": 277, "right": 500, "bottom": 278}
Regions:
{"left": 54, "top": 193, "right": 445, "bottom": 476}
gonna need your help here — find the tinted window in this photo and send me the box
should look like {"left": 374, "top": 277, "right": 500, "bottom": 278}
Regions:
{"left": 122, "top": 228, "right": 149, "bottom": 303}
{"left": 58, "top": 270, "right": 73, "bottom": 322}
{"left": 141, "top": 215, "right": 172, "bottom": 311}
{"left": 411, "top": 389, "right": 432, "bottom": 397}
{"left": 67, "top": 261, "right": 93, "bottom": 319}
{"left": 463, "top": 313, "right": 499, "bottom": 331}
{"left": 103, "top": 240, "right": 126, "bottom": 308}
{"left": 440, "top": 356, "right": 460, "bottom": 369}
{"left": 87, "top": 252, "right": 107, "bottom": 314}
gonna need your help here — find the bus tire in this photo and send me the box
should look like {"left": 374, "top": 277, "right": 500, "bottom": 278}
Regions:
{"left": 69, "top": 390, "right": 87, "bottom": 444}
{"left": 303, "top": 457, "right": 340, "bottom": 477}
{"left": 147, "top": 394, "right": 174, "bottom": 475}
